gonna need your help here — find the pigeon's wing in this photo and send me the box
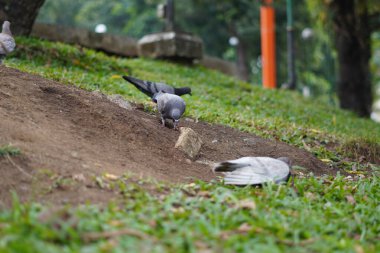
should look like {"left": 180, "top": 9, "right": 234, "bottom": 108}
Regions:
{"left": 0, "top": 34, "right": 15, "bottom": 54}
{"left": 122, "top": 76, "right": 174, "bottom": 97}
{"left": 157, "top": 93, "right": 170, "bottom": 116}
{"left": 223, "top": 167, "right": 289, "bottom": 185}
{"left": 223, "top": 171, "right": 273, "bottom": 185}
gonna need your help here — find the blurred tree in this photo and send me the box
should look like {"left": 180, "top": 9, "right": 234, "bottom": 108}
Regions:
{"left": 178, "top": 0, "right": 260, "bottom": 81}
{"left": 36, "top": 0, "right": 87, "bottom": 27}
{"left": 37, "top": 0, "right": 163, "bottom": 37}
{"left": 329, "top": 0, "right": 380, "bottom": 117}
{"left": 0, "top": 0, "right": 45, "bottom": 35}
{"left": 308, "top": 0, "right": 380, "bottom": 117}
{"left": 40, "top": 0, "right": 377, "bottom": 110}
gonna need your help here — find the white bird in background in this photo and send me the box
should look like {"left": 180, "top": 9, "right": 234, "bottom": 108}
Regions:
{"left": 0, "top": 21, "right": 16, "bottom": 64}
{"left": 213, "top": 157, "right": 291, "bottom": 185}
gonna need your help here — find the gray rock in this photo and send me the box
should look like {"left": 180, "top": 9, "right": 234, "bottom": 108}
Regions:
{"left": 32, "top": 23, "right": 137, "bottom": 57}
{"left": 138, "top": 31, "right": 203, "bottom": 60}
{"left": 175, "top": 127, "right": 203, "bottom": 158}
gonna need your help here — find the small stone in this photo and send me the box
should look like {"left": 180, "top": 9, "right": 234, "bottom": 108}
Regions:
{"left": 175, "top": 127, "right": 203, "bottom": 159}
{"left": 235, "top": 200, "right": 256, "bottom": 210}
{"left": 195, "top": 159, "right": 214, "bottom": 166}
{"left": 72, "top": 173, "right": 86, "bottom": 182}
{"left": 211, "top": 139, "right": 218, "bottom": 144}
{"left": 243, "top": 138, "right": 256, "bottom": 146}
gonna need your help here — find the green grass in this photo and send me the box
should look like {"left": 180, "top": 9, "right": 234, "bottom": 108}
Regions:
{"left": 1, "top": 176, "right": 379, "bottom": 252}
{"left": 0, "top": 145, "right": 20, "bottom": 157}
{"left": 1, "top": 37, "right": 380, "bottom": 252}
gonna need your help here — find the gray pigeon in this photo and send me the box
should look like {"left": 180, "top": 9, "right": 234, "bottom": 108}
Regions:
{"left": 0, "top": 21, "right": 16, "bottom": 64}
{"left": 122, "top": 75, "right": 191, "bottom": 98}
{"left": 213, "top": 157, "right": 291, "bottom": 185}
{"left": 153, "top": 91, "right": 186, "bottom": 130}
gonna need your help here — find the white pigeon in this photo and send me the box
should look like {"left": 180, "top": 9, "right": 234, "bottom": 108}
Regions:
{"left": 0, "top": 21, "right": 16, "bottom": 64}
{"left": 153, "top": 91, "right": 186, "bottom": 130}
{"left": 213, "top": 157, "right": 291, "bottom": 185}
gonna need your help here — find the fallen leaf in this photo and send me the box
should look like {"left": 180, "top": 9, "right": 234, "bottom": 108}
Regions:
{"left": 197, "top": 191, "right": 211, "bottom": 198}
{"left": 346, "top": 195, "right": 356, "bottom": 205}
{"left": 104, "top": 173, "right": 119, "bottom": 180}
{"left": 95, "top": 177, "right": 105, "bottom": 188}
{"left": 72, "top": 173, "right": 85, "bottom": 182}
{"left": 236, "top": 199, "right": 256, "bottom": 210}
{"left": 108, "top": 220, "right": 123, "bottom": 227}
{"left": 82, "top": 228, "right": 151, "bottom": 243}
{"left": 237, "top": 223, "right": 252, "bottom": 233}
{"left": 305, "top": 192, "right": 316, "bottom": 200}
{"left": 354, "top": 245, "right": 364, "bottom": 253}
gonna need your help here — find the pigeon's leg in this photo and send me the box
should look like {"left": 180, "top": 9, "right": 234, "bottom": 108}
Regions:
{"left": 173, "top": 119, "right": 179, "bottom": 130}
{"left": 161, "top": 116, "right": 165, "bottom": 127}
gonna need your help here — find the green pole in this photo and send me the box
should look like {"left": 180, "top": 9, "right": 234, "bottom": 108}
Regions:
{"left": 286, "top": 0, "right": 296, "bottom": 89}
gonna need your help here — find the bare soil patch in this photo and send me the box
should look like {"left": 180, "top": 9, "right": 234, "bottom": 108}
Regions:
{"left": 0, "top": 66, "right": 333, "bottom": 206}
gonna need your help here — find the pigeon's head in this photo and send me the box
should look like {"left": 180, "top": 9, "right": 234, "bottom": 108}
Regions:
{"left": 175, "top": 87, "right": 192, "bottom": 96}
{"left": 2, "top": 21, "right": 11, "bottom": 35}
{"left": 277, "top": 157, "right": 291, "bottom": 166}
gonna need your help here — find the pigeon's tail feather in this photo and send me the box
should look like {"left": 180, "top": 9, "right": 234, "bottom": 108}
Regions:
{"left": 174, "top": 87, "right": 192, "bottom": 96}
{"left": 122, "top": 76, "right": 153, "bottom": 97}
{"left": 213, "top": 162, "right": 249, "bottom": 172}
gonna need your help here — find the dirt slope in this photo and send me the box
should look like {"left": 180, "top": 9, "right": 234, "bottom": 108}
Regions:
{"left": 0, "top": 66, "right": 332, "bottom": 206}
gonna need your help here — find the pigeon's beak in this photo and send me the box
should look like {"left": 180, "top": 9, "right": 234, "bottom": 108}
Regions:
{"left": 173, "top": 120, "right": 180, "bottom": 130}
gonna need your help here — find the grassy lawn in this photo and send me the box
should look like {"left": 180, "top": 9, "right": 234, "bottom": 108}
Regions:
{"left": 1, "top": 37, "right": 379, "bottom": 252}
{"left": 1, "top": 177, "right": 379, "bottom": 252}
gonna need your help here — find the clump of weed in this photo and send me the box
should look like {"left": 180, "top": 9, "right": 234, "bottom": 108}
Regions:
{"left": 340, "top": 138, "right": 380, "bottom": 164}
{"left": 0, "top": 145, "right": 21, "bottom": 157}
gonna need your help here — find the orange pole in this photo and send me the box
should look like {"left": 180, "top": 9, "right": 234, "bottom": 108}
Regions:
{"left": 260, "top": 0, "right": 276, "bottom": 89}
